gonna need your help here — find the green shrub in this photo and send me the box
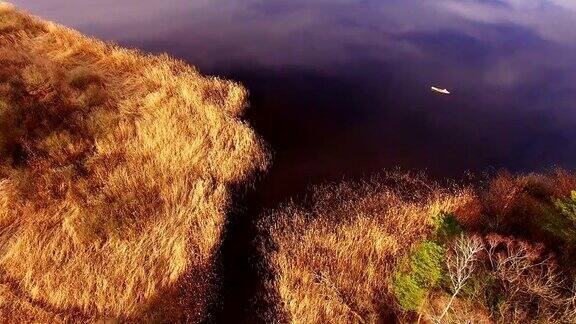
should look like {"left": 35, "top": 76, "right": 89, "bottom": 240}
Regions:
{"left": 555, "top": 191, "right": 576, "bottom": 221}
{"left": 541, "top": 191, "right": 576, "bottom": 246}
{"left": 392, "top": 272, "right": 428, "bottom": 311}
{"left": 392, "top": 241, "right": 445, "bottom": 311}
{"left": 434, "top": 212, "right": 463, "bottom": 243}
{"left": 392, "top": 213, "right": 456, "bottom": 312}
{"left": 410, "top": 241, "right": 445, "bottom": 286}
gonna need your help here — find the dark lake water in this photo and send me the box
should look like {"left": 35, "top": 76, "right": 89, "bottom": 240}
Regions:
{"left": 15, "top": 0, "right": 576, "bottom": 205}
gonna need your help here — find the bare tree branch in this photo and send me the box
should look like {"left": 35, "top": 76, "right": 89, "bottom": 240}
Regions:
{"left": 433, "top": 235, "right": 483, "bottom": 323}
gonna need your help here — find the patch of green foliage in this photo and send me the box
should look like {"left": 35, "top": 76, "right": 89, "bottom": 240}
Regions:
{"left": 392, "top": 241, "right": 445, "bottom": 311}
{"left": 392, "top": 212, "right": 465, "bottom": 312}
{"left": 433, "top": 212, "right": 463, "bottom": 243}
{"left": 410, "top": 241, "right": 445, "bottom": 286}
{"left": 541, "top": 191, "right": 576, "bottom": 246}
{"left": 392, "top": 272, "right": 428, "bottom": 311}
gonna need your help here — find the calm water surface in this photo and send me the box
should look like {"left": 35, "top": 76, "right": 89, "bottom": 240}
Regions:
{"left": 15, "top": 0, "right": 576, "bottom": 204}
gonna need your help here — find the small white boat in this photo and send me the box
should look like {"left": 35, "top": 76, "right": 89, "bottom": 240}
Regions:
{"left": 431, "top": 86, "right": 450, "bottom": 94}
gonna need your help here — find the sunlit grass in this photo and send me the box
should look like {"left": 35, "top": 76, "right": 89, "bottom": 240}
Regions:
{"left": 260, "top": 175, "right": 475, "bottom": 322}
{"left": 0, "top": 3, "right": 268, "bottom": 321}
{"left": 262, "top": 170, "right": 576, "bottom": 323}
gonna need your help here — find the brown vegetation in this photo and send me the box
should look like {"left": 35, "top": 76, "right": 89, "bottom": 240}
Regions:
{"left": 261, "top": 174, "right": 476, "bottom": 322}
{"left": 0, "top": 2, "right": 268, "bottom": 321}
{"left": 262, "top": 170, "right": 576, "bottom": 323}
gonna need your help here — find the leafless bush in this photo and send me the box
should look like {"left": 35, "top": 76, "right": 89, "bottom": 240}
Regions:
{"left": 429, "top": 235, "right": 483, "bottom": 323}
{"left": 485, "top": 234, "right": 565, "bottom": 321}
{"left": 428, "top": 234, "right": 576, "bottom": 323}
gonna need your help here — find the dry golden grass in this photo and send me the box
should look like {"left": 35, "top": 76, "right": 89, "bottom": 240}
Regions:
{"left": 262, "top": 174, "right": 475, "bottom": 323}
{"left": 0, "top": 2, "right": 268, "bottom": 321}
